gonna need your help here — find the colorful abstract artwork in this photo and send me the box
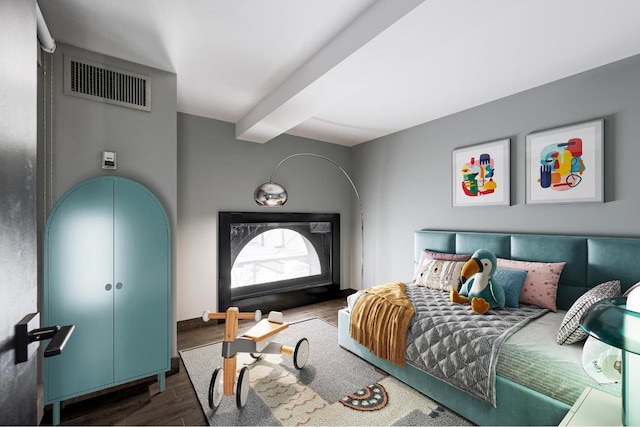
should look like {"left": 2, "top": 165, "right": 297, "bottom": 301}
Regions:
{"left": 526, "top": 119, "right": 603, "bottom": 204}
{"left": 452, "top": 138, "right": 510, "bottom": 206}
{"left": 461, "top": 153, "right": 498, "bottom": 197}
{"left": 538, "top": 138, "right": 585, "bottom": 191}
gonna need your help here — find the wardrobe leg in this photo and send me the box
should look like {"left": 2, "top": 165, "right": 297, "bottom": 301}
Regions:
{"left": 158, "top": 372, "right": 166, "bottom": 392}
{"left": 52, "top": 401, "right": 61, "bottom": 426}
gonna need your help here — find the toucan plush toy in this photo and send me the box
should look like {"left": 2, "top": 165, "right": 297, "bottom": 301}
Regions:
{"left": 450, "top": 249, "right": 505, "bottom": 314}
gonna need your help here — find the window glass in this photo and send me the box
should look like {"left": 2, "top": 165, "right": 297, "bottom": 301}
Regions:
{"left": 231, "top": 228, "right": 321, "bottom": 288}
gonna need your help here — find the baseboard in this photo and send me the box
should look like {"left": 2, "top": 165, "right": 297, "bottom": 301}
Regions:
{"left": 169, "top": 356, "right": 180, "bottom": 375}
{"left": 177, "top": 289, "right": 357, "bottom": 332}
{"left": 177, "top": 316, "right": 217, "bottom": 332}
{"left": 340, "top": 288, "right": 357, "bottom": 298}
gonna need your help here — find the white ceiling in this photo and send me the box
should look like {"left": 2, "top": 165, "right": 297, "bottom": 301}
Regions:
{"left": 38, "top": 0, "right": 640, "bottom": 146}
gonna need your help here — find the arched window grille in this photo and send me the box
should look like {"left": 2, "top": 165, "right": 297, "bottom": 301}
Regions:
{"left": 231, "top": 228, "right": 321, "bottom": 288}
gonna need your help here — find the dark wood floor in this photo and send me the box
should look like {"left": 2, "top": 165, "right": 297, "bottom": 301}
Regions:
{"left": 41, "top": 297, "right": 347, "bottom": 426}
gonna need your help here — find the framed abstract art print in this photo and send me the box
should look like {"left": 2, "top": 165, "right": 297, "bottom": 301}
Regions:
{"left": 452, "top": 138, "right": 510, "bottom": 207}
{"left": 525, "top": 119, "right": 604, "bottom": 204}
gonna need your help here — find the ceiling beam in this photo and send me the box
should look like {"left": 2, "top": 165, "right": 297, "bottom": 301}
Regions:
{"left": 235, "top": 0, "right": 424, "bottom": 143}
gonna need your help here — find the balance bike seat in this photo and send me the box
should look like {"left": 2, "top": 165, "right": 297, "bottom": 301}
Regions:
{"left": 242, "top": 319, "right": 289, "bottom": 343}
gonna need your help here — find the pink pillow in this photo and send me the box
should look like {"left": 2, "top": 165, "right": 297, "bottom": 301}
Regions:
{"left": 413, "top": 250, "right": 471, "bottom": 281}
{"left": 497, "top": 258, "right": 566, "bottom": 311}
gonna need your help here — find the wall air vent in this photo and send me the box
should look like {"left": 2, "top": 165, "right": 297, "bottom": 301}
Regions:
{"left": 64, "top": 56, "right": 151, "bottom": 112}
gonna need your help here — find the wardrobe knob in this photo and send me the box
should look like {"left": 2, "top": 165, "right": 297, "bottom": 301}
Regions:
{"left": 116, "top": 282, "right": 123, "bottom": 290}
{"left": 105, "top": 284, "right": 112, "bottom": 291}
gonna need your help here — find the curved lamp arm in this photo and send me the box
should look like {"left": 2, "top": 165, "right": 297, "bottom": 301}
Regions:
{"left": 254, "top": 152, "right": 364, "bottom": 289}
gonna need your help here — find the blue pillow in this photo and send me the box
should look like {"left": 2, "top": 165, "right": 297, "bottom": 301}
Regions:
{"left": 459, "top": 267, "right": 527, "bottom": 308}
{"left": 493, "top": 268, "right": 528, "bottom": 308}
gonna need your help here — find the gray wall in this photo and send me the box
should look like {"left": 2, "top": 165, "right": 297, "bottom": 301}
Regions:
{"left": 45, "top": 44, "right": 640, "bottom": 324}
{"left": 177, "top": 114, "right": 353, "bottom": 321}
{"left": 45, "top": 43, "right": 178, "bottom": 353}
{"left": 353, "top": 54, "right": 640, "bottom": 288}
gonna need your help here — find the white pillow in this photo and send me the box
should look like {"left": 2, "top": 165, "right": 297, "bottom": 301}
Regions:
{"left": 414, "top": 259, "right": 465, "bottom": 292}
{"left": 557, "top": 280, "right": 620, "bottom": 345}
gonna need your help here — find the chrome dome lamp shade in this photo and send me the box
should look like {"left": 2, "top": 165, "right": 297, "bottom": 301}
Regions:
{"left": 254, "top": 182, "right": 288, "bottom": 207}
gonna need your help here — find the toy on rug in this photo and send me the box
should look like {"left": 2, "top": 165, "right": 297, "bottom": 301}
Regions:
{"left": 201, "top": 307, "right": 309, "bottom": 412}
{"left": 450, "top": 249, "right": 505, "bottom": 314}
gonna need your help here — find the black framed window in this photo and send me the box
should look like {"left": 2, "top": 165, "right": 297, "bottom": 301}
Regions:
{"left": 218, "top": 212, "right": 340, "bottom": 311}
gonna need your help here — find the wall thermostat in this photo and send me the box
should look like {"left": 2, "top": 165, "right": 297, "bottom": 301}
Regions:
{"left": 102, "top": 150, "right": 117, "bottom": 170}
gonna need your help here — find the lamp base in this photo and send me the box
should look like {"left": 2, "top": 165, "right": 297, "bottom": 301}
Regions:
{"left": 623, "top": 285, "right": 640, "bottom": 426}
{"left": 623, "top": 348, "right": 639, "bottom": 425}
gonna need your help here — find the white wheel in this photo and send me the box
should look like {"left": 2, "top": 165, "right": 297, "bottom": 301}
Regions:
{"left": 236, "top": 366, "right": 250, "bottom": 408}
{"left": 208, "top": 367, "right": 223, "bottom": 410}
{"left": 293, "top": 338, "right": 309, "bottom": 369}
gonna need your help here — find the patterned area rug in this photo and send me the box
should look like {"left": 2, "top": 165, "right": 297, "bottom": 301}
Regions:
{"left": 180, "top": 318, "right": 473, "bottom": 426}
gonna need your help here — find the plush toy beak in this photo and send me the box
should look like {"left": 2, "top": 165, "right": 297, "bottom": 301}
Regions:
{"left": 459, "top": 257, "right": 483, "bottom": 285}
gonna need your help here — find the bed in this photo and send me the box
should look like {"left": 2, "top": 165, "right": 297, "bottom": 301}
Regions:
{"left": 338, "top": 230, "right": 638, "bottom": 426}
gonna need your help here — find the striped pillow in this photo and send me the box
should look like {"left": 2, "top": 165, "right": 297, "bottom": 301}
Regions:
{"left": 557, "top": 280, "right": 621, "bottom": 345}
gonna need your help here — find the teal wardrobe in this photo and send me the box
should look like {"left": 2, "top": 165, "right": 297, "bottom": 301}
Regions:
{"left": 44, "top": 177, "right": 171, "bottom": 425}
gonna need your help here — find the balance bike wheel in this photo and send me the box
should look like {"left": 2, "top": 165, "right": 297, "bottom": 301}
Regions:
{"left": 208, "top": 367, "right": 223, "bottom": 410}
{"left": 236, "top": 366, "right": 250, "bottom": 408}
{"left": 293, "top": 338, "right": 309, "bottom": 369}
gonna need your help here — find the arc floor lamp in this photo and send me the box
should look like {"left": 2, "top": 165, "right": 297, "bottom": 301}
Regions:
{"left": 254, "top": 153, "right": 364, "bottom": 289}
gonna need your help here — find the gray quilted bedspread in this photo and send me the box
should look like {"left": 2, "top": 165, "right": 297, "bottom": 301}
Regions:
{"left": 405, "top": 285, "right": 548, "bottom": 407}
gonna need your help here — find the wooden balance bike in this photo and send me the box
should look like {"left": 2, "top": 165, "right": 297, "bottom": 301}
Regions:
{"left": 201, "top": 307, "right": 309, "bottom": 411}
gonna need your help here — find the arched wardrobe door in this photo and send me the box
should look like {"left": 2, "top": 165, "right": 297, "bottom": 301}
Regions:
{"left": 44, "top": 176, "right": 170, "bottom": 425}
{"left": 112, "top": 178, "right": 170, "bottom": 380}
{"left": 44, "top": 178, "right": 115, "bottom": 399}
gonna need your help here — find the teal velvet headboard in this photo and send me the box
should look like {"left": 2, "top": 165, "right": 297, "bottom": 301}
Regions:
{"left": 415, "top": 230, "right": 640, "bottom": 310}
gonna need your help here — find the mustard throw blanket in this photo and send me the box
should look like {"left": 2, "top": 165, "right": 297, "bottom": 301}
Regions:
{"left": 349, "top": 282, "right": 415, "bottom": 367}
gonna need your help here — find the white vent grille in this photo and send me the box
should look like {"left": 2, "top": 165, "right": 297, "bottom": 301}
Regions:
{"left": 64, "top": 56, "right": 151, "bottom": 111}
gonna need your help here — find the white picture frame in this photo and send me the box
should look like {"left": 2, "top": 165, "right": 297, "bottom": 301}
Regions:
{"left": 452, "top": 138, "right": 510, "bottom": 207}
{"left": 525, "top": 119, "right": 604, "bottom": 204}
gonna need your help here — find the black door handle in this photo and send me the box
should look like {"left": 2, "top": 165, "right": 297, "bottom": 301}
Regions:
{"left": 15, "top": 313, "right": 75, "bottom": 364}
{"left": 29, "top": 324, "right": 75, "bottom": 357}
